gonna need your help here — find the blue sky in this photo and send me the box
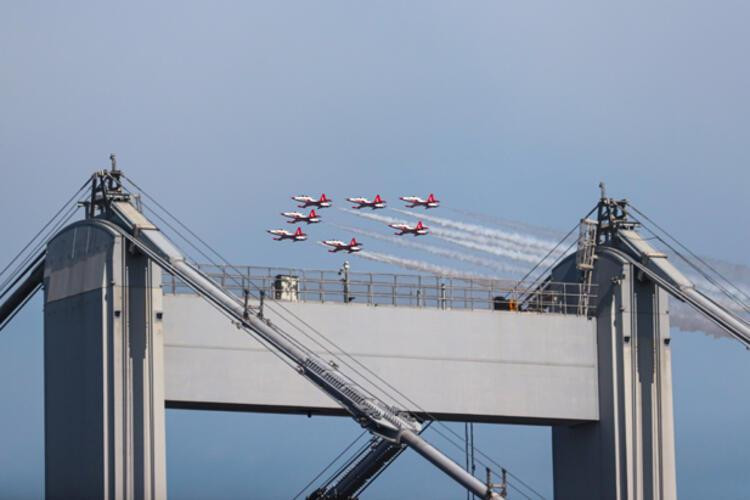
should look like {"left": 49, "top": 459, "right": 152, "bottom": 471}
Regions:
{"left": 1, "top": 2, "right": 749, "bottom": 498}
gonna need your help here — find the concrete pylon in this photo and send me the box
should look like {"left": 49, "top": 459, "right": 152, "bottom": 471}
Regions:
{"left": 43, "top": 220, "right": 166, "bottom": 499}
{"left": 552, "top": 250, "right": 677, "bottom": 499}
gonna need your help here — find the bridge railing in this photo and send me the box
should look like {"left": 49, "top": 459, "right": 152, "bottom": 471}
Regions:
{"left": 163, "top": 264, "right": 596, "bottom": 315}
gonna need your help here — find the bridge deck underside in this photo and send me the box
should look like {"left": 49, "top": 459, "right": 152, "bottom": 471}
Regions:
{"left": 163, "top": 295, "right": 599, "bottom": 424}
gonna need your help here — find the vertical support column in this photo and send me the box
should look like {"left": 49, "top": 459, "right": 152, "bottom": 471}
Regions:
{"left": 44, "top": 221, "right": 167, "bottom": 499}
{"left": 552, "top": 252, "right": 677, "bottom": 499}
{"left": 125, "top": 252, "right": 167, "bottom": 500}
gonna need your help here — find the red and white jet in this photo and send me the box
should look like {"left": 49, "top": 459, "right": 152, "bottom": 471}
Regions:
{"left": 281, "top": 209, "right": 321, "bottom": 224}
{"left": 389, "top": 220, "right": 429, "bottom": 236}
{"left": 267, "top": 227, "right": 308, "bottom": 242}
{"left": 321, "top": 238, "right": 363, "bottom": 253}
{"left": 346, "top": 194, "right": 386, "bottom": 209}
{"left": 291, "top": 193, "right": 332, "bottom": 209}
{"left": 399, "top": 193, "right": 439, "bottom": 209}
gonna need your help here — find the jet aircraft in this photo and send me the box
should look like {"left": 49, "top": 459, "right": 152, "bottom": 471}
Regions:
{"left": 291, "top": 193, "right": 332, "bottom": 208}
{"left": 389, "top": 220, "right": 429, "bottom": 236}
{"left": 267, "top": 227, "right": 308, "bottom": 241}
{"left": 281, "top": 209, "right": 321, "bottom": 224}
{"left": 322, "top": 238, "right": 363, "bottom": 253}
{"left": 346, "top": 194, "right": 386, "bottom": 209}
{"left": 399, "top": 193, "right": 439, "bottom": 209}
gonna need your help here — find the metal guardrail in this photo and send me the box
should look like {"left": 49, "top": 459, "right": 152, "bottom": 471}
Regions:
{"left": 163, "top": 264, "right": 597, "bottom": 316}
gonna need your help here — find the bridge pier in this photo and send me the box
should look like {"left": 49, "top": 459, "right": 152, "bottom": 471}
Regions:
{"left": 44, "top": 220, "right": 166, "bottom": 499}
{"left": 552, "top": 252, "right": 677, "bottom": 499}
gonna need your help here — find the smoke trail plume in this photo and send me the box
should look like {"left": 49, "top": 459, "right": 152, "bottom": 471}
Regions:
{"left": 446, "top": 207, "right": 566, "bottom": 240}
{"left": 430, "top": 208, "right": 750, "bottom": 304}
{"left": 356, "top": 250, "right": 502, "bottom": 280}
{"left": 429, "top": 230, "right": 552, "bottom": 265}
{"left": 343, "top": 209, "right": 555, "bottom": 264}
{"left": 391, "top": 208, "right": 561, "bottom": 254}
{"left": 369, "top": 207, "right": 750, "bottom": 343}
{"left": 330, "top": 223, "right": 526, "bottom": 276}
{"left": 669, "top": 302, "right": 738, "bottom": 341}
{"left": 344, "top": 207, "right": 750, "bottom": 341}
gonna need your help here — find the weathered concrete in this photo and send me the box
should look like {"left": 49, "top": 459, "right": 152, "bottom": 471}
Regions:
{"left": 44, "top": 221, "right": 166, "bottom": 500}
{"left": 162, "top": 294, "right": 599, "bottom": 423}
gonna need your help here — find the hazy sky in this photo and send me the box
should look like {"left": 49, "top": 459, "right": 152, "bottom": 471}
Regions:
{"left": 1, "top": 2, "right": 749, "bottom": 498}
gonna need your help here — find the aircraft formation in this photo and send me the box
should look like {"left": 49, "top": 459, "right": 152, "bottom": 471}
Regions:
{"left": 266, "top": 193, "right": 439, "bottom": 253}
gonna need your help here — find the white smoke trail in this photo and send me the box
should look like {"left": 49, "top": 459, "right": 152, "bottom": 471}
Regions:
{"left": 619, "top": 234, "right": 750, "bottom": 313}
{"left": 338, "top": 208, "right": 410, "bottom": 226}
{"left": 356, "top": 250, "right": 502, "bottom": 280}
{"left": 330, "top": 223, "right": 526, "bottom": 275}
{"left": 702, "top": 257, "right": 750, "bottom": 293}
{"left": 391, "top": 208, "right": 562, "bottom": 254}
{"left": 427, "top": 225, "right": 551, "bottom": 261}
{"left": 669, "top": 301, "right": 742, "bottom": 341}
{"left": 680, "top": 272, "right": 750, "bottom": 315}
{"left": 395, "top": 208, "right": 750, "bottom": 341}
{"left": 446, "top": 207, "right": 566, "bottom": 240}
{"left": 436, "top": 207, "right": 750, "bottom": 299}
{"left": 315, "top": 240, "right": 494, "bottom": 279}
{"left": 430, "top": 230, "right": 552, "bottom": 265}
{"left": 662, "top": 255, "right": 750, "bottom": 314}
{"left": 390, "top": 211, "right": 549, "bottom": 257}
{"left": 349, "top": 209, "right": 554, "bottom": 262}
{"left": 343, "top": 209, "right": 555, "bottom": 264}
{"left": 344, "top": 207, "right": 750, "bottom": 341}
{"left": 443, "top": 209, "right": 750, "bottom": 305}
{"left": 397, "top": 210, "right": 750, "bottom": 311}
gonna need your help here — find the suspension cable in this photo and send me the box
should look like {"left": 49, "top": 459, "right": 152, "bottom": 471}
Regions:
{"left": 290, "top": 430, "right": 369, "bottom": 500}
{"left": 0, "top": 279, "right": 43, "bottom": 333}
{"left": 628, "top": 205, "right": 750, "bottom": 313}
{"left": 112, "top": 225, "right": 304, "bottom": 374}
{"left": 136, "top": 200, "right": 395, "bottom": 407}
{"left": 636, "top": 221, "right": 750, "bottom": 315}
{"left": 514, "top": 206, "right": 597, "bottom": 301}
{"left": 0, "top": 178, "right": 91, "bottom": 285}
{"left": 0, "top": 252, "right": 46, "bottom": 304}
{"left": 141, "top": 199, "right": 414, "bottom": 410}
{"left": 132, "top": 187, "right": 439, "bottom": 408}
{"left": 154, "top": 215, "right": 545, "bottom": 498}
{"left": 121, "top": 175, "right": 546, "bottom": 499}
{"left": 1, "top": 197, "right": 84, "bottom": 295}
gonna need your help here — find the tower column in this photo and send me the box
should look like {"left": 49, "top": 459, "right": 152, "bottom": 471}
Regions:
{"left": 552, "top": 251, "right": 677, "bottom": 499}
{"left": 44, "top": 220, "right": 166, "bottom": 499}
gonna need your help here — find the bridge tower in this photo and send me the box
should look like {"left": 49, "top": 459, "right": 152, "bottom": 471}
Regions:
{"left": 551, "top": 193, "right": 677, "bottom": 499}
{"left": 43, "top": 168, "right": 167, "bottom": 499}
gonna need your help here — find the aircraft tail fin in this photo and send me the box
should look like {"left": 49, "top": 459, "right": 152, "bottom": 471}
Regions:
{"left": 294, "top": 227, "right": 303, "bottom": 236}
{"left": 374, "top": 194, "right": 382, "bottom": 203}
{"left": 427, "top": 193, "right": 435, "bottom": 202}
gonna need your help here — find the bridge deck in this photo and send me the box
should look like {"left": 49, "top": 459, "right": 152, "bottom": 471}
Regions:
{"left": 163, "top": 291, "right": 599, "bottom": 423}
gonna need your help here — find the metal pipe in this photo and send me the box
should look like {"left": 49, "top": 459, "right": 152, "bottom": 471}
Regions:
{"left": 682, "top": 288, "right": 750, "bottom": 344}
{"left": 0, "top": 258, "right": 45, "bottom": 330}
{"left": 107, "top": 202, "right": 502, "bottom": 499}
{"left": 602, "top": 247, "right": 750, "bottom": 348}
{"left": 400, "top": 430, "right": 498, "bottom": 499}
